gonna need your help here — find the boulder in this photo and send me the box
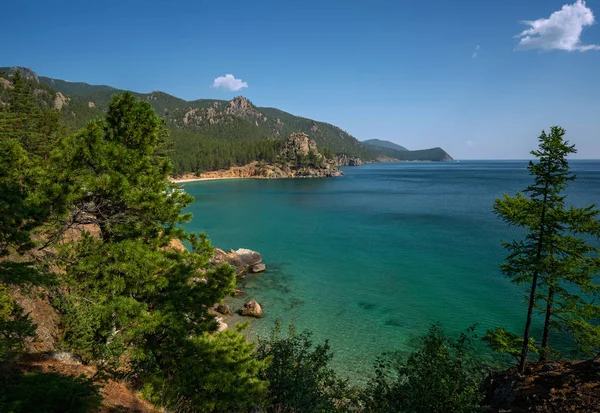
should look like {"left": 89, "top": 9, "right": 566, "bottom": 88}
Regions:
{"left": 211, "top": 247, "right": 266, "bottom": 276}
{"left": 215, "top": 317, "right": 228, "bottom": 332}
{"left": 235, "top": 248, "right": 262, "bottom": 267}
{"left": 49, "top": 351, "right": 83, "bottom": 365}
{"left": 239, "top": 299, "right": 264, "bottom": 318}
{"left": 251, "top": 263, "right": 266, "bottom": 273}
{"left": 233, "top": 289, "right": 246, "bottom": 297}
{"left": 215, "top": 303, "right": 233, "bottom": 316}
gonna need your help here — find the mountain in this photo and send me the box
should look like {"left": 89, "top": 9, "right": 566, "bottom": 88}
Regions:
{"left": 362, "top": 138, "right": 408, "bottom": 152}
{"left": 363, "top": 139, "right": 453, "bottom": 162}
{"left": 1, "top": 66, "right": 454, "bottom": 170}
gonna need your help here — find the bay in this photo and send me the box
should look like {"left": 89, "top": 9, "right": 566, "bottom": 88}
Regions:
{"left": 181, "top": 160, "right": 600, "bottom": 380}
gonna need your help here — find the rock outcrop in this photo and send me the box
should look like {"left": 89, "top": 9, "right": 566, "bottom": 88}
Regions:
{"left": 54, "top": 92, "right": 68, "bottom": 110}
{"left": 239, "top": 299, "right": 264, "bottom": 318}
{"left": 176, "top": 133, "right": 343, "bottom": 181}
{"left": 485, "top": 360, "right": 600, "bottom": 412}
{"left": 336, "top": 154, "right": 363, "bottom": 166}
{"left": 6, "top": 66, "right": 39, "bottom": 83}
{"left": 211, "top": 248, "right": 266, "bottom": 276}
{"left": 11, "top": 285, "right": 61, "bottom": 352}
{"left": 0, "top": 77, "right": 13, "bottom": 89}
{"left": 225, "top": 96, "right": 263, "bottom": 119}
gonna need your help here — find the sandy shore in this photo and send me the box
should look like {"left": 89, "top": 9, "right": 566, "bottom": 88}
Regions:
{"left": 169, "top": 176, "right": 253, "bottom": 184}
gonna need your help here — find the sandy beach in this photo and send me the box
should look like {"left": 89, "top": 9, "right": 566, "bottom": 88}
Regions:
{"left": 169, "top": 176, "right": 252, "bottom": 184}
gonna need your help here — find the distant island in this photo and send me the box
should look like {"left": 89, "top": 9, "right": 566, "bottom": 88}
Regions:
{"left": 0, "top": 66, "right": 453, "bottom": 177}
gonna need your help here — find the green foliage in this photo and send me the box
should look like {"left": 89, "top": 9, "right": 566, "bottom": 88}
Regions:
{"left": 52, "top": 92, "right": 192, "bottom": 242}
{"left": 362, "top": 139, "right": 408, "bottom": 152}
{"left": 36, "top": 74, "right": 382, "bottom": 162}
{"left": 170, "top": 130, "right": 285, "bottom": 175}
{"left": 0, "top": 76, "right": 61, "bottom": 362}
{"left": 362, "top": 324, "right": 484, "bottom": 413}
{"left": 0, "top": 370, "right": 101, "bottom": 413}
{"left": 255, "top": 321, "right": 352, "bottom": 413}
{"left": 140, "top": 325, "right": 267, "bottom": 413}
{"left": 483, "top": 327, "right": 538, "bottom": 364}
{"left": 0, "top": 71, "right": 63, "bottom": 159}
{"left": 491, "top": 126, "right": 600, "bottom": 369}
{"left": 53, "top": 92, "right": 267, "bottom": 411}
{"left": 362, "top": 140, "right": 452, "bottom": 161}
{"left": 0, "top": 284, "right": 36, "bottom": 361}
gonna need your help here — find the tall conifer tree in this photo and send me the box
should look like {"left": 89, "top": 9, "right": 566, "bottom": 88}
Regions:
{"left": 489, "top": 127, "right": 600, "bottom": 372}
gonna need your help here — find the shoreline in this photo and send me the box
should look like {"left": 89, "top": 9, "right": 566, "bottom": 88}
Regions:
{"left": 170, "top": 176, "right": 253, "bottom": 184}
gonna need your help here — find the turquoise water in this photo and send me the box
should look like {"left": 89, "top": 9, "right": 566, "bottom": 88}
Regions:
{"left": 181, "top": 160, "right": 600, "bottom": 380}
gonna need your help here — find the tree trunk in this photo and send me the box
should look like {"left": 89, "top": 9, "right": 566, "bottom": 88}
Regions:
{"left": 540, "top": 285, "right": 555, "bottom": 362}
{"left": 518, "top": 271, "right": 539, "bottom": 374}
{"left": 519, "top": 183, "right": 550, "bottom": 374}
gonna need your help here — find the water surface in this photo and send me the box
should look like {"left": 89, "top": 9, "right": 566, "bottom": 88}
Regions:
{"left": 181, "top": 160, "right": 600, "bottom": 379}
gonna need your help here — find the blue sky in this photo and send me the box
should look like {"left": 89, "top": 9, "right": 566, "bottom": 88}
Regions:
{"left": 3, "top": 0, "right": 600, "bottom": 159}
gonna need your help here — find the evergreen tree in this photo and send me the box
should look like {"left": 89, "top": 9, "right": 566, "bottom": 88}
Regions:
{"left": 54, "top": 92, "right": 267, "bottom": 411}
{"left": 488, "top": 127, "right": 600, "bottom": 372}
{"left": 0, "top": 103, "right": 54, "bottom": 362}
{"left": 362, "top": 324, "right": 484, "bottom": 413}
{"left": 255, "top": 321, "right": 352, "bottom": 413}
{"left": 0, "top": 71, "right": 61, "bottom": 159}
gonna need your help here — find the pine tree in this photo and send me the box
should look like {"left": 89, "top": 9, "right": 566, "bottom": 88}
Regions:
{"left": 488, "top": 127, "right": 600, "bottom": 372}
{"left": 54, "top": 92, "right": 267, "bottom": 411}
{"left": 0, "top": 70, "right": 60, "bottom": 159}
{"left": 0, "top": 96, "right": 55, "bottom": 361}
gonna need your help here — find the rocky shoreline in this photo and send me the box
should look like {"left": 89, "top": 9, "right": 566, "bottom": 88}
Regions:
{"left": 209, "top": 247, "right": 269, "bottom": 331}
{"left": 171, "top": 132, "right": 343, "bottom": 183}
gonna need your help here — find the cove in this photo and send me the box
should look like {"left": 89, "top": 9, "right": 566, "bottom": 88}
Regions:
{"left": 181, "top": 160, "right": 600, "bottom": 380}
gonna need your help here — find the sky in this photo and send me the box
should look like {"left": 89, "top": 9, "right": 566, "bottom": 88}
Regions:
{"left": 2, "top": 0, "right": 600, "bottom": 159}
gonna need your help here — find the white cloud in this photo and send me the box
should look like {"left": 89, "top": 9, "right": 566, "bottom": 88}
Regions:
{"left": 472, "top": 45, "right": 481, "bottom": 58}
{"left": 515, "top": 0, "right": 600, "bottom": 52}
{"left": 465, "top": 140, "right": 475, "bottom": 147}
{"left": 211, "top": 74, "right": 248, "bottom": 91}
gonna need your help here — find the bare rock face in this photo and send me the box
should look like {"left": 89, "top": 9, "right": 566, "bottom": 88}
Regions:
{"left": 282, "top": 132, "right": 320, "bottom": 159}
{"left": 54, "top": 92, "right": 68, "bottom": 110}
{"left": 278, "top": 133, "right": 343, "bottom": 178}
{"left": 335, "top": 154, "right": 363, "bottom": 166}
{"left": 239, "top": 299, "right": 264, "bottom": 318}
{"left": 7, "top": 67, "right": 39, "bottom": 83}
{"left": 211, "top": 248, "right": 266, "bottom": 276}
{"left": 11, "top": 286, "right": 60, "bottom": 352}
{"left": 225, "top": 96, "right": 263, "bottom": 119}
{"left": 0, "top": 77, "right": 13, "bottom": 89}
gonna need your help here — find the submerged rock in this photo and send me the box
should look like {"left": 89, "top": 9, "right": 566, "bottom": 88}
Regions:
{"left": 239, "top": 299, "right": 264, "bottom": 318}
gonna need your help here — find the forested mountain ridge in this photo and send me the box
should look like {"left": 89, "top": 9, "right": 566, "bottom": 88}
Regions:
{"left": 363, "top": 138, "right": 454, "bottom": 162}
{"left": 362, "top": 138, "right": 408, "bottom": 152}
{"left": 1, "top": 67, "right": 453, "bottom": 172}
